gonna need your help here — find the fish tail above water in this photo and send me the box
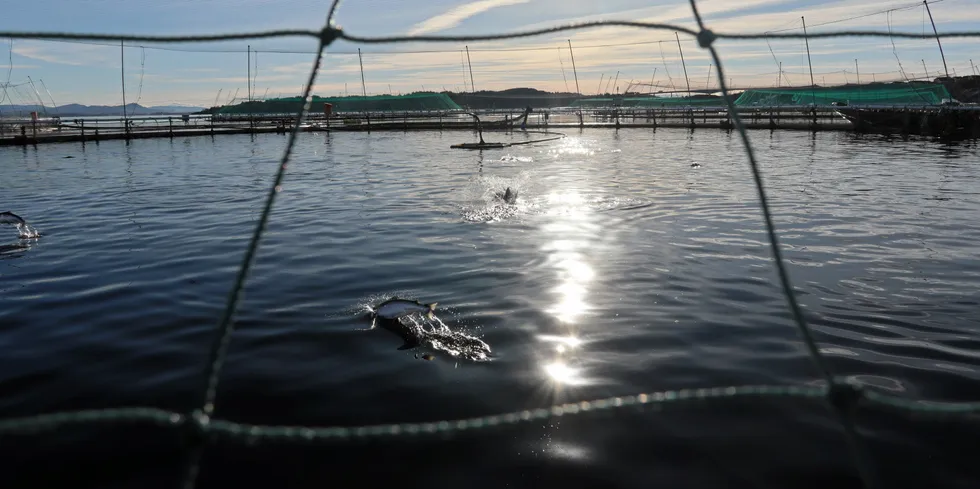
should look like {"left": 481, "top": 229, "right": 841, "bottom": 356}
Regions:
{"left": 0, "top": 211, "right": 26, "bottom": 226}
{"left": 371, "top": 297, "right": 439, "bottom": 321}
{"left": 493, "top": 187, "right": 519, "bottom": 205}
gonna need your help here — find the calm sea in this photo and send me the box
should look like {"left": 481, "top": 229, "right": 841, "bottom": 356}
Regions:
{"left": 2, "top": 128, "right": 979, "bottom": 489}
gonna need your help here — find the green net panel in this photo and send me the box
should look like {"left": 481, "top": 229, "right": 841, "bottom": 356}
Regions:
{"left": 733, "top": 82, "right": 953, "bottom": 106}
{"left": 217, "top": 92, "right": 463, "bottom": 114}
{"left": 571, "top": 96, "right": 726, "bottom": 108}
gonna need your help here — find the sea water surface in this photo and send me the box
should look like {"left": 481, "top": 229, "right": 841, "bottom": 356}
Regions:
{"left": 1, "top": 128, "right": 980, "bottom": 489}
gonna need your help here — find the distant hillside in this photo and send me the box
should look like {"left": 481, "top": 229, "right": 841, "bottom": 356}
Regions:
{"left": 936, "top": 75, "right": 980, "bottom": 103}
{"left": 0, "top": 103, "right": 205, "bottom": 117}
{"left": 447, "top": 88, "right": 582, "bottom": 109}
{"left": 196, "top": 88, "right": 586, "bottom": 115}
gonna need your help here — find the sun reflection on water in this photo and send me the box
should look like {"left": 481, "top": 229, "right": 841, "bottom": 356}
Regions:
{"left": 540, "top": 190, "right": 597, "bottom": 326}
{"left": 534, "top": 187, "right": 602, "bottom": 391}
{"left": 548, "top": 137, "right": 597, "bottom": 158}
{"left": 544, "top": 361, "right": 583, "bottom": 385}
{"left": 536, "top": 334, "right": 590, "bottom": 388}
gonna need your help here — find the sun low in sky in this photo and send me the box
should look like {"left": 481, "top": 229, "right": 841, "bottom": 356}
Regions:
{"left": 1, "top": 0, "right": 977, "bottom": 106}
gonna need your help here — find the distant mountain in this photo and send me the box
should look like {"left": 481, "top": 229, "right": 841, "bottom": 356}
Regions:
{"left": 0, "top": 103, "right": 205, "bottom": 117}
{"left": 445, "top": 88, "right": 584, "bottom": 110}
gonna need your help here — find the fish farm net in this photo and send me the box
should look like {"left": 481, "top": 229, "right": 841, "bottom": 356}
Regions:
{"left": 2, "top": 1, "right": 980, "bottom": 489}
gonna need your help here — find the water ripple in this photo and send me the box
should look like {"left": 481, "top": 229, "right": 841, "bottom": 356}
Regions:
{"left": 1, "top": 129, "right": 980, "bottom": 488}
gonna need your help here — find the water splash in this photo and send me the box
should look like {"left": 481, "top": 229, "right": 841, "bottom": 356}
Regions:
{"left": 384, "top": 312, "right": 491, "bottom": 362}
{"left": 461, "top": 203, "right": 522, "bottom": 223}
{"left": 17, "top": 224, "right": 41, "bottom": 239}
{"left": 499, "top": 154, "right": 534, "bottom": 163}
{"left": 460, "top": 173, "right": 537, "bottom": 223}
{"left": 1, "top": 212, "right": 41, "bottom": 239}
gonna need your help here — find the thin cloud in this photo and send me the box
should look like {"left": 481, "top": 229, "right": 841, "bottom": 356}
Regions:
{"left": 12, "top": 42, "right": 114, "bottom": 67}
{"left": 13, "top": 46, "right": 88, "bottom": 66}
{"left": 408, "top": 0, "right": 532, "bottom": 35}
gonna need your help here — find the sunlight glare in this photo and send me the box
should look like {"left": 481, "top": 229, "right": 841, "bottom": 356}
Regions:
{"left": 538, "top": 334, "right": 585, "bottom": 354}
{"left": 544, "top": 361, "right": 584, "bottom": 386}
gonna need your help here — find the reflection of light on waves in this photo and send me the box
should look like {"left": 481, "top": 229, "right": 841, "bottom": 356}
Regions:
{"left": 548, "top": 137, "right": 595, "bottom": 158}
{"left": 537, "top": 335, "right": 589, "bottom": 387}
{"left": 542, "top": 441, "right": 591, "bottom": 461}
{"left": 538, "top": 335, "right": 588, "bottom": 386}
{"left": 536, "top": 335, "right": 592, "bottom": 464}
{"left": 531, "top": 141, "right": 599, "bottom": 466}
{"left": 544, "top": 361, "right": 583, "bottom": 385}
{"left": 539, "top": 189, "right": 597, "bottom": 389}
{"left": 541, "top": 191, "right": 594, "bottom": 325}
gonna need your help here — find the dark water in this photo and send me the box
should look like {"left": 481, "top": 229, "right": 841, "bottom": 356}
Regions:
{"left": 2, "top": 129, "right": 980, "bottom": 489}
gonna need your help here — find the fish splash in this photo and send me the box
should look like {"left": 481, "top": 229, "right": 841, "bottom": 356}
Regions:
{"left": 364, "top": 303, "right": 492, "bottom": 362}
{"left": 0, "top": 211, "right": 41, "bottom": 239}
{"left": 460, "top": 173, "right": 536, "bottom": 223}
{"left": 403, "top": 315, "right": 492, "bottom": 362}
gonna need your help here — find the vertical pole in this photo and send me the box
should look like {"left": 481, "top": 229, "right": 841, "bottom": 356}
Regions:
{"left": 358, "top": 48, "right": 367, "bottom": 96}
{"left": 612, "top": 71, "right": 619, "bottom": 93}
{"left": 557, "top": 47, "right": 569, "bottom": 92}
{"left": 802, "top": 16, "right": 816, "bottom": 106}
{"left": 460, "top": 51, "right": 468, "bottom": 92}
{"left": 120, "top": 40, "right": 128, "bottom": 135}
{"left": 596, "top": 74, "right": 604, "bottom": 95}
{"left": 247, "top": 45, "right": 252, "bottom": 131}
{"left": 675, "top": 32, "right": 691, "bottom": 95}
{"left": 855, "top": 59, "right": 860, "bottom": 84}
{"left": 650, "top": 67, "right": 658, "bottom": 94}
{"left": 778, "top": 61, "right": 782, "bottom": 87}
{"left": 567, "top": 40, "right": 581, "bottom": 94}
{"left": 923, "top": 0, "right": 950, "bottom": 78}
{"left": 706, "top": 63, "right": 712, "bottom": 89}
{"left": 465, "top": 46, "right": 476, "bottom": 93}
{"left": 921, "top": 59, "right": 929, "bottom": 80}
{"left": 972, "top": 59, "right": 978, "bottom": 76}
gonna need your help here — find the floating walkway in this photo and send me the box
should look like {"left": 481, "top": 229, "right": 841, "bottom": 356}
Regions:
{"left": 2, "top": 105, "right": 977, "bottom": 147}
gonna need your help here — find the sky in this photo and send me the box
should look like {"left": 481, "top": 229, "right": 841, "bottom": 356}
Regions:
{"left": 2, "top": 0, "right": 979, "bottom": 107}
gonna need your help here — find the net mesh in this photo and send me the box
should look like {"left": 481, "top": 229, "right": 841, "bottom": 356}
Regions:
{"left": 571, "top": 95, "right": 725, "bottom": 107}
{"left": 733, "top": 82, "right": 953, "bottom": 106}
{"left": 2, "top": 2, "right": 980, "bottom": 488}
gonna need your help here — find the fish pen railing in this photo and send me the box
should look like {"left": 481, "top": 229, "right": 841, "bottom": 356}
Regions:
{"left": 3, "top": 1, "right": 980, "bottom": 488}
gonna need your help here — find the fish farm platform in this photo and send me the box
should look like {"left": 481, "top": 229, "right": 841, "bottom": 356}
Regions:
{"left": 2, "top": 105, "right": 978, "bottom": 147}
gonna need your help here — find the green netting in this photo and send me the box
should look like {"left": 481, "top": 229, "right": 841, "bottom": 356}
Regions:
{"left": 217, "top": 93, "right": 462, "bottom": 114}
{"left": 571, "top": 96, "right": 725, "bottom": 108}
{"left": 733, "top": 82, "right": 952, "bottom": 106}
